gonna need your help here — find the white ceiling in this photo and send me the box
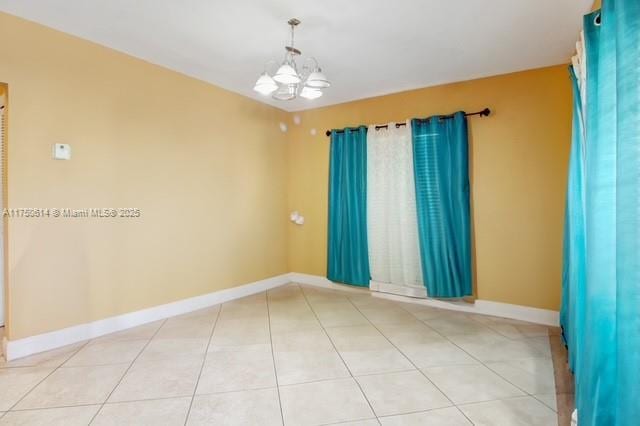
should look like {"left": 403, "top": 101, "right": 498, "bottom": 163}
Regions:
{"left": 0, "top": 0, "right": 592, "bottom": 112}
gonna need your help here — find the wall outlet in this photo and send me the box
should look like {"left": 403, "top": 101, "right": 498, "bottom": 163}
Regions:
{"left": 53, "top": 143, "right": 71, "bottom": 160}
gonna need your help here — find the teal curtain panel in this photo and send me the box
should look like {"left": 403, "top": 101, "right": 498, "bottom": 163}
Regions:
{"left": 327, "top": 127, "right": 371, "bottom": 287}
{"left": 561, "top": 0, "right": 640, "bottom": 423}
{"left": 560, "top": 66, "right": 586, "bottom": 376}
{"left": 411, "top": 113, "right": 472, "bottom": 298}
{"left": 613, "top": 0, "right": 640, "bottom": 422}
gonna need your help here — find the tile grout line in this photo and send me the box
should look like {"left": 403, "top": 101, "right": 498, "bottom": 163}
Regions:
{"left": 298, "top": 284, "right": 382, "bottom": 426}
{"left": 453, "top": 392, "right": 556, "bottom": 422}
{"left": 323, "top": 397, "right": 547, "bottom": 426}
{"left": 319, "top": 418, "right": 378, "bottom": 426}
{"left": 461, "top": 313, "right": 559, "bottom": 357}
{"left": 376, "top": 405, "right": 468, "bottom": 421}
{"left": 532, "top": 394, "right": 561, "bottom": 413}
{"left": 341, "top": 292, "right": 464, "bottom": 422}
{"left": 265, "top": 289, "right": 287, "bottom": 426}
{"left": 87, "top": 319, "right": 169, "bottom": 425}
{"left": 1, "top": 338, "right": 94, "bottom": 419}
{"left": 182, "top": 305, "right": 223, "bottom": 426}
{"left": 7, "top": 395, "right": 194, "bottom": 413}
{"left": 253, "top": 366, "right": 439, "bottom": 391}
{"left": 410, "top": 307, "right": 554, "bottom": 402}
{"left": 390, "top": 302, "right": 507, "bottom": 425}
{"left": 394, "top": 301, "right": 556, "bottom": 422}
{"left": 482, "top": 358, "right": 556, "bottom": 400}
{"left": 464, "top": 314, "right": 534, "bottom": 340}
{"left": 455, "top": 393, "right": 548, "bottom": 408}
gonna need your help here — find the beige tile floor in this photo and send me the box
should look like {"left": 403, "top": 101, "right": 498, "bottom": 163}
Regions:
{"left": 0, "top": 283, "right": 565, "bottom": 425}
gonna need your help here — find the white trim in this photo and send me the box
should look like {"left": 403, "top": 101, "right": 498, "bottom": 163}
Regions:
{"left": 370, "top": 280, "right": 427, "bottom": 298}
{"left": 290, "top": 273, "right": 559, "bottom": 326}
{"left": 5, "top": 274, "right": 290, "bottom": 361}
{"left": 287, "top": 273, "right": 370, "bottom": 294}
{"left": 4, "top": 271, "right": 559, "bottom": 361}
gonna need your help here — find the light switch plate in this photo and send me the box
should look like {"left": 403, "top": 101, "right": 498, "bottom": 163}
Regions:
{"left": 53, "top": 143, "right": 71, "bottom": 160}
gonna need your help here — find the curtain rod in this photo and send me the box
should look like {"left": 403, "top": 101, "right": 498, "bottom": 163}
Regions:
{"left": 324, "top": 108, "right": 491, "bottom": 137}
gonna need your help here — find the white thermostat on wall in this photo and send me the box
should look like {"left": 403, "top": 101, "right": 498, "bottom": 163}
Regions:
{"left": 53, "top": 143, "right": 71, "bottom": 160}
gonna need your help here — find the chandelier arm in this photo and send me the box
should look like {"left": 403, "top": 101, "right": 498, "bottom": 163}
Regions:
{"left": 263, "top": 59, "right": 278, "bottom": 75}
{"left": 301, "top": 57, "right": 320, "bottom": 79}
{"left": 307, "top": 56, "right": 320, "bottom": 69}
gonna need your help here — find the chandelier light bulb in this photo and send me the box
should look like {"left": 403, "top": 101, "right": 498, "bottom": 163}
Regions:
{"left": 272, "top": 84, "right": 297, "bottom": 101}
{"left": 300, "top": 86, "right": 323, "bottom": 100}
{"left": 253, "top": 72, "right": 278, "bottom": 95}
{"left": 306, "top": 69, "right": 331, "bottom": 88}
{"left": 274, "top": 63, "right": 301, "bottom": 84}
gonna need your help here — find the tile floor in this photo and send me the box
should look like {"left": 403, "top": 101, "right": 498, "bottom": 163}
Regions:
{"left": 0, "top": 283, "right": 568, "bottom": 425}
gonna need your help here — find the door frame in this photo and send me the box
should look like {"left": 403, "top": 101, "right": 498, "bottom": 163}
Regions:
{"left": 0, "top": 82, "right": 8, "bottom": 343}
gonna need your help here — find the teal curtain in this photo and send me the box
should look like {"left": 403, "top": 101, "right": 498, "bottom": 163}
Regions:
{"left": 560, "top": 66, "right": 586, "bottom": 375}
{"left": 327, "top": 127, "right": 370, "bottom": 287}
{"left": 411, "top": 113, "right": 472, "bottom": 298}
{"left": 562, "top": 1, "right": 640, "bottom": 423}
{"left": 613, "top": 0, "right": 640, "bottom": 421}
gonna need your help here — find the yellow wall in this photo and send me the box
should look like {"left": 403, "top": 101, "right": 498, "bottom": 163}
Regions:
{"left": 0, "top": 13, "right": 289, "bottom": 339}
{"left": 1, "top": 10, "right": 573, "bottom": 342}
{"left": 286, "top": 66, "right": 571, "bottom": 311}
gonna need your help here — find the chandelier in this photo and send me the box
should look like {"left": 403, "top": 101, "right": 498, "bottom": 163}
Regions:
{"left": 253, "top": 18, "right": 330, "bottom": 101}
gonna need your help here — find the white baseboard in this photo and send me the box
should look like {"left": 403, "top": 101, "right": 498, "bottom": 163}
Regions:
{"left": 5, "top": 273, "right": 290, "bottom": 361}
{"left": 290, "top": 273, "right": 559, "bottom": 327}
{"left": 5, "top": 271, "right": 559, "bottom": 361}
{"left": 287, "top": 273, "right": 369, "bottom": 294}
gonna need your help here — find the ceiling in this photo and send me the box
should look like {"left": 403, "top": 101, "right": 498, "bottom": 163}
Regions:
{"left": 0, "top": 0, "right": 593, "bottom": 112}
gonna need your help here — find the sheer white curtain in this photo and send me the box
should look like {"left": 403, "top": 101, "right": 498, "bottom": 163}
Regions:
{"left": 572, "top": 31, "right": 587, "bottom": 122}
{"left": 367, "top": 121, "right": 425, "bottom": 297}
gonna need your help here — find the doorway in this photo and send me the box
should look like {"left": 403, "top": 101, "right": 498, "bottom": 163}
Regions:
{"left": 0, "top": 82, "right": 6, "bottom": 332}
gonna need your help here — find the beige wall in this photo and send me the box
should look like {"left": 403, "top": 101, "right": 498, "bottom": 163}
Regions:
{"left": 0, "top": 13, "right": 289, "bottom": 340}
{"left": 286, "top": 66, "right": 571, "bottom": 311}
